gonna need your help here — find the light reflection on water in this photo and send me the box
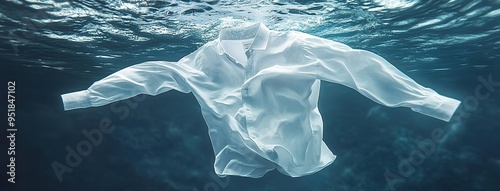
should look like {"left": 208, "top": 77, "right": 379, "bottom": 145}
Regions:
{"left": 0, "top": 0, "right": 499, "bottom": 74}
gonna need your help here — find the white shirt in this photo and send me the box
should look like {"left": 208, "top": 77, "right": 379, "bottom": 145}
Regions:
{"left": 61, "top": 23, "right": 461, "bottom": 178}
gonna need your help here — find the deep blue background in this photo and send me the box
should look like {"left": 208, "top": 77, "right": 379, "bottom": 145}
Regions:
{"left": 1, "top": 0, "right": 500, "bottom": 190}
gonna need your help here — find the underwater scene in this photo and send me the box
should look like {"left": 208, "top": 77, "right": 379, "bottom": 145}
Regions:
{"left": 1, "top": 0, "right": 499, "bottom": 191}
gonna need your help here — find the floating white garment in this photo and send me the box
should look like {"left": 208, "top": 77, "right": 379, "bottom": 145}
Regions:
{"left": 61, "top": 23, "right": 461, "bottom": 178}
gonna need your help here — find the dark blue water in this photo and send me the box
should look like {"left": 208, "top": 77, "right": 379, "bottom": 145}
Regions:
{"left": 1, "top": 0, "right": 499, "bottom": 191}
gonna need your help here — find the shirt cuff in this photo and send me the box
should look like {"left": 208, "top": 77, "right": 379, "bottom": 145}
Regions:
{"left": 411, "top": 93, "right": 461, "bottom": 122}
{"left": 61, "top": 90, "right": 92, "bottom": 111}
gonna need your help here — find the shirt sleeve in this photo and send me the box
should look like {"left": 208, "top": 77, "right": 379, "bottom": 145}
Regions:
{"left": 61, "top": 61, "right": 203, "bottom": 111}
{"left": 300, "top": 33, "right": 461, "bottom": 122}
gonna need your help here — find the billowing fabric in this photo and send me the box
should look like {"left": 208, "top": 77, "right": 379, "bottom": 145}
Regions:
{"left": 61, "top": 23, "right": 461, "bottom": 177}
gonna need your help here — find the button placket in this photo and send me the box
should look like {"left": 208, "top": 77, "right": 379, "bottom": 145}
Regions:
{"left": 243, "top": 50, "right": 253, "bottom": 125}
{"left": 245, "top": 49, "right": 255, "bottom": 76}
{"left": 242, "top": 50, "right": 255, "bottom": 124}
{"left": 242, "top": 51, "right": 253, "bottom": 99}
{"left": 245, "top": 61, "right": 253, "bottom": 77}
{"left": 242, "top": 86, "right": 249, "bottom": 98}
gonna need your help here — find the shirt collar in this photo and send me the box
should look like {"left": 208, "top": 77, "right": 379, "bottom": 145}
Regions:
{"left": 217, "top": 23, "right": 270, "bottom": 54}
